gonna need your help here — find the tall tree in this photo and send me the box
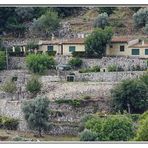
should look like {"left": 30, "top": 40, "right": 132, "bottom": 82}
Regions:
{"left": 85, "top": 27, "right": 113, "bottom": 58}
{"left": 22, "top": 97, "right": 50, "bottom": 137}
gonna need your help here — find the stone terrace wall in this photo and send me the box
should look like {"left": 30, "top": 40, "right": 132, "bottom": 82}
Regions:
{"left": 8, "top": 56, "right": 147, "bottom": 70}
{"left": 0, "top": 98, "right": 110, "bottom": 135}
{"left": 75, "top": 71, "right": 145, "bottom": 82}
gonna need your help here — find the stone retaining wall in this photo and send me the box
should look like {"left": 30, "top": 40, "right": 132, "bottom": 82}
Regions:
{"left": 0, "top": 98, "right": 110, "bottom": 135}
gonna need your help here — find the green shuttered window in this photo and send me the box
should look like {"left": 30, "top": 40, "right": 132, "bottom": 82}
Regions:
{"left": 145, "top": 49, "right": 148, "bottom": 55}
{"left": 69, "top": 46, "right": 76, "bottom": 52}
{"left": 132, "top": 49, "right": 139, "bottom": 55}
{"left": 48, "top": 45, "right": 53, "bottom": 51}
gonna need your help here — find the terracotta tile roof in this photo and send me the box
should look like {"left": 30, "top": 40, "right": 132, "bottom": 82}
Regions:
{"left": 39, "top": 36, "right": 134, "bottom": 45}
{"left": 128, "top": 43, "right": 148, "bottom": 48}
{"left": 111, "top": 36, "right": 132, "bottom": 43}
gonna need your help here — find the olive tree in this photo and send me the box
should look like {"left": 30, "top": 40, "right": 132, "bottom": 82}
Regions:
{"left": 85, "top": 27, "right": 113, "bottom": 58}
{"left": 93, "top": 12, "right": 109, "bottom": 29}
{"left": 111, "top": 79, "right": 148, "bottom": 114}
{"left": 22, "top": 96, "right": 50, "bottom": 137}
{"left": 30, "top": 10, "right": 60, "bottom": 38}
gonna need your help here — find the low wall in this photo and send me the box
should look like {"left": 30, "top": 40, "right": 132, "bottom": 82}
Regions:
{"left": 0, "top": 98, "right": 110, "bottom": 135}
{"left": 75, "top": 71, "right": 145, "bottom": 82}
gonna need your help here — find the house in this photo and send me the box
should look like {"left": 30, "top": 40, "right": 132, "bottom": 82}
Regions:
{"left": 12, "top": 36, "right": 148, "bottom": 58}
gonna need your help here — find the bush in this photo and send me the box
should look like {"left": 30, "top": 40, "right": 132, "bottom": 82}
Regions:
{"left": 26, "top": 76, "right": 42, "bottom": 97}
{"left": 102, "top": 115, "right": 134, "bottom": 141}
{"left": 79, "top": 66, "right": 100, "bottom": 73}
{"left": 0, "top": 116, "right": 19, "bottom": 130}
{"left": 0, "top": 51, "right": 6, "bottom": 70}
{"left": 93, "top": 12, "right": 109, "bottom": 29}
{"left": 111, "top": 79, "right": 148, "bottom": 113}
{"left": 107, "top": 65, "right": 124, "bottom": 72}
{"left": 68, "top": 57, "right": 83, "bottom": 69}
{"left": 98, "top": 7, "right": 116, "bottom": 16}
{"left": 134, "top": 111, "right": 148, "bottom": 141}
{"left": 26, "top": 54, "right": 55, "bottom": 74}
{"left": 55, "top": 99, "right": 81, "bottom": 107}
{"left": 82, "top": 115, "right": 134, "bottom": 141}
{"left": 80, "top": 129, "right": 98, "bottom": 141}
{"left": 46, "top": 51, "right": 56, "bottom": 56}
{"left": 72, "top": 51, "right": 86, "bottom": 58}
{"left": 0, "top": 80, "right": 17, "bottom": 100}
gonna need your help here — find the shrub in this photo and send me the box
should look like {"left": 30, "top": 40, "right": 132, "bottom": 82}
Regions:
{"left": 22, "top": 96, "right": 50, "bottom": 137}
{"left": 0, "top": 79, "right": 17, "bottom": 100}
{"left": 107, "top": 64, "right": 116, "bottom": 72}
{"left": 102, "top": 115, "right": 134, "bottom": 141}
{"left": 93, "top": 12, "right": 109, "bottom": 29}
{"left": 72, "top": 51, "right": 86, "bottom": 58}
{"left": 80, "top": 129, "right": 98, "bottom": 141}
{"left": 3, "top": 117, "right": 19, "bottom": 130}
{"left": 98, "top": 7, "right": 116, "bottom": 16}
{"left": 46, "top": 51, "right": 56, "bottom": 56}
{"left": 111, "top": 79, "right": 148, "bottom": 113}
{"left": 79, "top": 66, "right": 100, "bottom": 73}
{"left": 26, "top": 54, "right": 55, "bottom": 74}
{"left": 82, "top": 95, "right": 91, "bottom": 100}
{"left": 0, "top": 51, "right": 6, "bottom": 70}
{"left": 134, "top": 111, "right": 148, "bottom": 141}
{"left": 139, "top": 73, "right": 148, "bottom": 86}
{"left": 0, "top": 116, "right": 19, "bottom": 130}
{"left": 26, "top": 76, "right": 42, "bottom": 97}
{"left": 68, "top": 57, "right": 83, "bottom": 69}
{"left": 55, "top": 99, "right": 81, "bottom": 107}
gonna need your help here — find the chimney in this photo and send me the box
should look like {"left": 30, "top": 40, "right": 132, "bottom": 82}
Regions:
{"left": 142, "top": 40, "right": 145, "bottom": 45}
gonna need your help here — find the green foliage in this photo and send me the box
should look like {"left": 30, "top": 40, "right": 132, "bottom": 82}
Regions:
{"left": 0, "top": 116, "right": 19, "bottom": 130}
{"left": 93, "top": 13, "right": 109, "bottom": 29}
{"left": 0, "top": 51, "right": 6, "bottom": 70}
{"left": 85, "top": 27, "right": 113, "bottom": 58}
{"left": 139, "top": 73, "right": 148, "bottom": 86}
{"left": 111, "top": 79, "right": 148, "bottom": 114}
{"left": 82, "top": 115, "right": 134, "bottom": 141}
{"left": 80, "top": 129, "right": 98, "bottom": 141}
{"left": 144, "top": 24, "right": 148, "bottom": 35}
{"left": 98, "top": 7, "right": 116, "bottom": 16}
{"left": 68, "top": 57, "right": 83, "bottom": 69}
{"left": 79, "top": 66, "right": 100, "bottom": 73}
{"left": 26, "top": 41, "right": 39, "bottom": 50}
{"left": 134, "top": 111, "right": 148, "bottom": 141}
{"left": 22, "top": 96, "right": 50, "bottom": 136}
{"left": 107, "top": 64, "right": 124, "bottom": 72}
{"left": 46, "top": 51, "right": 56, "bottom": 56}
{"left": 102, "top": 115, "right": 134, "bottom": 141}
{"left": 26, "top": 76, "right": 42, "bottom": 97}
{"left": 133, "top": 8, "right": 148, "bottom": 28}
{"left": 72, "top": 51, "right": 86, "bottom": 58}
{"left": 31, "top": 10, "right": 60, "bottom": 38}
{"left": 1, "top": 79, "right": 17, "bottom": 94}
{"left": 130, "top": 65, "right": 145, "bottom": 71}
{"left": 55, "top": 99, "right": 81, "bottom": 107}
{"left": 26, "top": 54, "right": 55, "bottom": 74}
{"left": 129, "top": 7, "right": 141, "bottom": 12}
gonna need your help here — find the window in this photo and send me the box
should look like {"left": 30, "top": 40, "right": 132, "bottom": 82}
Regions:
{"left": 47, "top": 45, "right": 53, "bottom": 51}
{"left": 120, "top": 45, "right": 125, "bottom": 52}
{"left": 69, "top": 46, "right": 76, "bottom": 52}
{"left": 132, "top": 49, "right": 139, "bottom": 55}
{"left": 145, "top": 49, "right": 148, "bottom": 55}
{"left": 110, "top": 44, "right": 113, "bottom": 48}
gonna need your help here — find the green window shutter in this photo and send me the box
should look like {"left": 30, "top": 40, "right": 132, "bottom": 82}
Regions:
{"left": 145, "top": 49, "right": 148, "bottom": 55}
{"left": 48, "top": 45, "right": 53, "bottom": 51}
{"left": 132, "top": 49, "right": 139, "bottom": 55}
{"left": 69, "top": 46, "right": 76, "bottom": 52}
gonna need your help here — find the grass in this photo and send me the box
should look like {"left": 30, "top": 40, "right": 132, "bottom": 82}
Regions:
{"left": 0, "top": 129, "right": 79, "bottom": 141}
